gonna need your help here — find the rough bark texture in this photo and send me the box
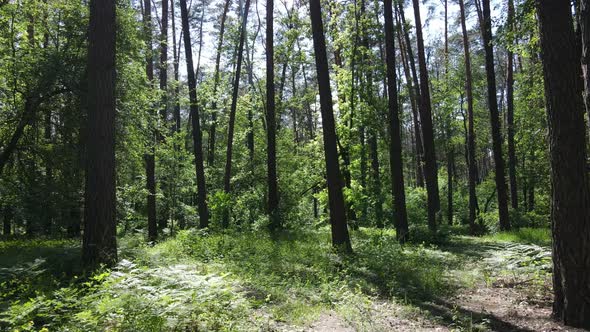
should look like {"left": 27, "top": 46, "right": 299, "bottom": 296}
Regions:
{"left": 83, "top": 0, "right": 118, "bottom": 267}
{"left": 411, "top": 0, "right": 440, "bottom": 231}
{"left": 385, "top": 0, "right": 408, "bottom": 243}
{"left": 267, "top": 0, "right": 279, "bottom": 230}
{"left": 582, "top": 0, "right": 590, "bottom": 136}
{"left": 481, "top": 0, "right": 510, "bottom": 230}
{"left": 537, "top": 1, "right": 590, "bottom": 328}
{"left": 309, "top": 0, "right": 352, "bottom": 253}
{"left": 180, "top": 0, "right": 209, "bottom": 228}
{"left": 143, "top": 0, "right": 157, "bottom": 242}
{"left": 458, "top": 0, "right": 478, "bottom": 233}
{"left": 396, "top": 13, "right": 423, "bottom": 188}
{"left": 222, "top": 0, "right": 250, "bottom": 228}
{"left": 506, "top": 0, "right": 518, "bottom": 210}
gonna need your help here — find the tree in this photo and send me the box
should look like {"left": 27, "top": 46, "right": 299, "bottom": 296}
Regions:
{"left": 506, "top": 0, "right": 517, "bottom": 210}
{"left": 458, "top": 0, "right": 478, "bottom": 233}
{"left": 143, "top": 0, "right": 157, "bottom": 242}
{"left": 179, "top": 0, "right": 209, "bottom": 228}
{"left": 82, "top": 0, "right": 117, "bottom": 267}
{"left": 309, "top": 0, "right": 352, "bottom": 253}
{"left": 481, "top": 0, "right": 510, "bottom": 230}
{"left": 266, "top": 0, "right": 279, "bottom": 230}
{"left": 384, "top": 0, "right": 408, "bottom": 242}
{"left": 222, "top": 0, "right": 251, "bottom": 228}
{"left": 207, "top": 0, "right": 231, "bottom": 166}
{"left": 581, "top": 0, "right": 590, "bottom": 135}
{"left": 410, "top": 0, "right": 440, "bottom": 230}
{"left": 536, "top": 1, "right": 590, "bottom": 328}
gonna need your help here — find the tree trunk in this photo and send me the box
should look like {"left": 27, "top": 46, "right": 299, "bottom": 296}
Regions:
{"left": 506, "top": 0, "right": 518, "bottom": 210}
{"left": 410, "top": 0, "right": 440, "bottom": 231}
{"left": 459, "top": 0, "right": 478, "bottom": 234}
{"left": 537, "top": 1, "right": 590, "bottom": 328}
{"left": 385, "top": 0, "right": 409, "bottom": 243}
{"left": 267, "top": 0, "right": 279, "bottom": 230}
{"left": 396, "top": 13, "right": 424, "bottom": 188}
{"left": 180, "top": 0, "right": 209, "bottom": 228}
{"left": 481, "top": 0, "right": 510, "bottom": 230}
{"left": 143, "top": 0, "right": 158, "bottom": 242}
{"left": 3, "top": 207, "right": 12, "bottom": 236}
{"left": 207, "top": 0, "right": 231, "bottom": 167}
{"left": 83, "top": 0, "right": 118, "bottom": 267}
{"left": 222, "top": 0, "right": 251, "bottom": 228}
{"left": 171, "top": 0, "right": 181, "bottom": 133}
{"left": 581, "top": 0, "right": 590, "bottom": 138}
{"left": 309, "top": 0, "right": 352, "bottom": 253}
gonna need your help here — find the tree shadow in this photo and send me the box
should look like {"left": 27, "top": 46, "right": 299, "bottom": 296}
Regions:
{"left": 417, "top": 299, "right": 536, "bottom": 332}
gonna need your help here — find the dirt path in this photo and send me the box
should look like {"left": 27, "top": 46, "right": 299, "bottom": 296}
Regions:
{"left": 304, "top": 240, "right": 583, "bottom": 332}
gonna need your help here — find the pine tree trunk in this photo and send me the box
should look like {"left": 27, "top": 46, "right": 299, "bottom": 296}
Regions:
{"left": 267, "top": 0, "right": 280, "bottom": 230}
{"left": 309, "top": 0, "right": 352, "bottom": 253}
{"left": 537, "top": 1, "right": 590, "bottom": 328}
{"left": 459, "top": 0, "right": 478, "bottom": 234}
{"left": 143, "top": 0, "right": 158, "bottom": 242}
{"left": 410, "top": 0, "right": 440, "bottom": 231}
{"left": 481, "top": 0, "right": 510, "bottom": 230}
{"left": 385, "top": 0, "right": 408, "bottom": 243}
{"left": 396, "top": 13, "right": 424, "bottom": 188}
{"left": 180, "top": 0, "right": 209, "bottom": 228}
{"left": 506, "top": 0, "right": 518, "bottom": 210}
{"left": 581, "top": 0, "right": 590, "bottom": 136}
{"left": 83, "top": 0, "right": 118, "bottom": 267}
{"left": 222, "top": 0, "right": 251, "bottom": 228}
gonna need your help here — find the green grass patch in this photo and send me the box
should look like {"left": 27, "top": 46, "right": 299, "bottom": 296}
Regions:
{"left": 483, "top": 227, "right": 551, "bottom": 247}
{"left": 0, "top": 227, "right": 512, "bottom": 331}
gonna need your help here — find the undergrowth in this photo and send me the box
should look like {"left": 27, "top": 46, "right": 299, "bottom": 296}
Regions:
{"left": 0, "top": 227, "right": 551, "bottom": 331}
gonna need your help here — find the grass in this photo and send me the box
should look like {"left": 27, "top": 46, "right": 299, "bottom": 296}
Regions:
{"left": 482, "top": 227, "right": 551, "bottom": 247}
{"left": 0, "top": 226, "right": 553, "bottom": 331}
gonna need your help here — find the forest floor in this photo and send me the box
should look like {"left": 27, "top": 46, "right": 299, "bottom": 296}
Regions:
{"left": 0, "top": 226, "right": 583, "bottom": 331}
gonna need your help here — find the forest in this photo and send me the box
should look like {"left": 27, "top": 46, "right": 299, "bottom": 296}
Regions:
{"left": 0, "top": 0, "right": 589, "bottom": 330}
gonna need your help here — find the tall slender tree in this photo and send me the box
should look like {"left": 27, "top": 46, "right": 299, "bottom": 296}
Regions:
{"left": 83, "top": 0, "right": 117, "bottom": 267}
{"left": 581, "top": 0, "right": 590, "bottom": 135}
{"left": 536, "top": 1, "right": 590, "bottom": 328}
{"left": 266, "top": 0, "right": 279, "bottom": 230}
{"left": 309, "top": 0, "right": 352, "bottom": 253}
{"left": 481, "top": 0, "right": 510, "bottom": 230}
{"left": 459, "top": 0, "right": 478, "bottom": 233}
{"left": 143, "top": 0, "right": 157, "bottom": 242}
{"left": 207, "top": 0, "right": 231, "bottom": 166}
{"left": 222, "top": 0, "right": 251, "bottom": 228}
{"left": 410, "top": 0, "right": 439, "bottom": 230}
{"left": 179, "top": 0, "right": 209, "bottom": 228}
{"left": 506, "top": 0, "right": 517, "bottom": 210}
{"left": 384, "top": 0, "right": 408, "bottom": 242}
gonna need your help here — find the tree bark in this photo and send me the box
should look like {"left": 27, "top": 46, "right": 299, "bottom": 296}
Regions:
{"left": 222, "top": 0, "right": 251, "bottom": 228}
{"left": 506, "top": 0, "right": 518, "bottom": 210}
{"left": 410, "top": 0, "right": 440, "bottom": 230}
{"left": 459, "top": 0, "right": 478, "bottom": 233}
{"left": 581, "top": 0, "right": 590, "bottom": 139}
{"left": 309, "top": 0, "right": 352, "bottom": 253}
{"left": 143, "top": 0, "right": 158, "bottom": 242}
{"left": 267, "top": 0, "right": 279, "bottom": 230}
{"left": 83, "top": 0, "right": 118, "bottom": 267}
{"left": 180, "top": 0, "right": 209, "bottom": 228}
{"left": 537, "top": 1, "right": 590, "bottom": 328}
{"left": 481, "top": 0, "right": 510, "bottom": 230}
{"left": 385, "top": 0, "right": 409, "bottom": 243}
{"left": 396, "top": 12, "right": 423, "bottom": 188}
